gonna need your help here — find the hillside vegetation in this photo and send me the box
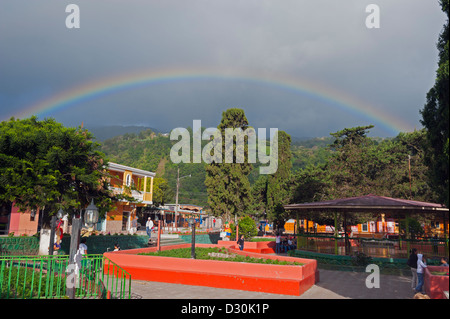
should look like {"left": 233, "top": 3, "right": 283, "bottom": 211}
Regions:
{"left": 99, "top": 128, "right": 331, "bottom": 207}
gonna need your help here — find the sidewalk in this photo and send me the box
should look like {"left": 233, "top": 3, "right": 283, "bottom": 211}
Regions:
{"left": 128, "top": 268, "right": 414, "bottom": 299}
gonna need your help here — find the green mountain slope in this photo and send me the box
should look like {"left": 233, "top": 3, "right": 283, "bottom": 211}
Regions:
{"left": 99, "top": 128, "right": 331, "bottom": 207}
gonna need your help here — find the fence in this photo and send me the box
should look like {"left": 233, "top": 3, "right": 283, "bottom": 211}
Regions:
{"left": 0, "top": 254, "right": 131, "bottom": 299}
{"left": 294, "top": 234, "right": 449, "bottom": 259}
{"left": 103, "top": 256, "right": 132, "bottom": 299}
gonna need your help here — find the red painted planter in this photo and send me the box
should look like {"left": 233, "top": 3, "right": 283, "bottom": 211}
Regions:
{"left": 217, "top": 240, "right": 277, "bottom": 253}
{"left": 103, "top": 243, "right": 318, "bottom": 296}
{"left": 424, "top": 266, "right": 449, "bottom": 299}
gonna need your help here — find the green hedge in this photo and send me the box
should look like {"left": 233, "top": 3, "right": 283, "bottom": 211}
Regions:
{"left": 180, "top": 233, "right": 221, "bottom": 244}
{"left": 60, "top": 235, "right": 149, "bottom": 254}
{"left": 0, "top": 236, "right": 40, "bottom": 256}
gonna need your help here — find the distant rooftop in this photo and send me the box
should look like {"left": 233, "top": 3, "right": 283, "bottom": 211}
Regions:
{"left": 108, "top": 162, "right": 156, "bottom": 177}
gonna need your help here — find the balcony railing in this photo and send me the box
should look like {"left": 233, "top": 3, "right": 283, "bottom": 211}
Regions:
{"left": 110, "top": 187, "right": 152, "bottom": 203}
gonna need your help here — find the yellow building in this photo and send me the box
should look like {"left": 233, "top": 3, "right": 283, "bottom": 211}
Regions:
{"left": 102, "top": 162, "right": 155, "bottom": 234}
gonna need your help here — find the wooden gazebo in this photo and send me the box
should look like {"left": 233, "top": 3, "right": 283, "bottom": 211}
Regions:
{"left": 284, "top": 194, "right": 449, "bottom": 256}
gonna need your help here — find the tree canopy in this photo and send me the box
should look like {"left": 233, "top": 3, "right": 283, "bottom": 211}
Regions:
{"left": 205, "top": 108, "right": 253, "bottom": 222}
{"left": 420, "top": 0, "right": 449, "bottom": 207}
{"left": 290, "top": 127, "right": 438, "bottom": 226}
{"left": 0, "top": 117, "right": 116, "bottom": 223}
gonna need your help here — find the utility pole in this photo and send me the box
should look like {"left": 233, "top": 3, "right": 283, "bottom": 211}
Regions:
{"left": 175, "top": 167, "right": 180, "bottom": 230}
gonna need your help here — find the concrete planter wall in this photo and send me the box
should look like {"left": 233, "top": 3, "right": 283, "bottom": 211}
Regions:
{"left": 104, "top": 243, "right": 318, "bottom": 296}
{"left": 424, "top": 266, "right": 449, "bottom": 299}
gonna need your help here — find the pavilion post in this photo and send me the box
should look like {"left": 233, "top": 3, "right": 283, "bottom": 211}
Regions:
{"left": 296, "top": 213, "right": 300, "bottom": 250}
{"left": 405, "top": 216, "right": 410, "bottom": 255}
{"left": 343, "top": 212, "right": 349, "bottom": 255}
{"left": 444, "top": 211, "right": 449, "bottom": 257}
{"left": 305, "top": 218, "right": 309, "bottom": 250}
{"left": 334, "top": 212, "right": 338, "bottom": 255}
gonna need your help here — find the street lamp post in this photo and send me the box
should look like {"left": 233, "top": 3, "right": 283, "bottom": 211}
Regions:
{"left": 174, "top": 167, "right": 191, "bottom": 230}
{"left": 67, "top": 215, "right": 82, "bottom": 299}
{"left": 49, "top": 215, "right": 57, "bottom": 256}
{"left": 67, "top": 199, "right": 98, "bottom": 299}
{"left": 84, "top": 199, "right": 99, "bottom": 229}
{"left": 189, "top": 217, "right": 196, "bottom": 259}
{"left": 154, "top": 215, "right": 162, "bottom": 252}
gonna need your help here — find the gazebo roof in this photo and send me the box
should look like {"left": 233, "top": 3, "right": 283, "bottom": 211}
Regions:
{"left": 284, "top": 194, "right": 448, "bottom": 214}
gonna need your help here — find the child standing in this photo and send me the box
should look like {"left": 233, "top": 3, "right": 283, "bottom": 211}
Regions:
{"left": 415, "top": 254, "right": 427, "bottom": 294}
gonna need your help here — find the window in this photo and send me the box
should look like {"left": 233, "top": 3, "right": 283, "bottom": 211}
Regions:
{"left": 362, "top": 223, "right": 368, "bottom": 232}
{"left": 126, "top": 174, "right": 131, "bottom": 187}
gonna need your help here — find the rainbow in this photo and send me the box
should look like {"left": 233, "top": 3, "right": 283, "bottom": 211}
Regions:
{"left": 6, "top": 67, "right": 412, "bottom": 133}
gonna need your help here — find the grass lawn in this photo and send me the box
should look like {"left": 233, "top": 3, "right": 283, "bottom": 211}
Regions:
{"left": 250, "top": 237, "right": 276, "bottom": 242}
{"left": 138, "top": 247, "right": 303, "bottom": 266}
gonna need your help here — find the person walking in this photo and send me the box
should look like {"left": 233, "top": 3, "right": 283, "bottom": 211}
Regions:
{"left": 415, "top": 254, "right": 427, "bottom": 294}
{"left": 407, "top": 248, "right": 418, "bottom": 290}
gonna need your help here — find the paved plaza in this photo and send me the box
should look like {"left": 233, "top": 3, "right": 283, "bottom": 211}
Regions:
{"left": 129, "top": 268, "right": 414, "bottom": 299}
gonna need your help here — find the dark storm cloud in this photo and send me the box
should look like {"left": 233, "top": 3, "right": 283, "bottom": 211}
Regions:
{"left": 0, "top": 0, "right": 446, "bottom": 137}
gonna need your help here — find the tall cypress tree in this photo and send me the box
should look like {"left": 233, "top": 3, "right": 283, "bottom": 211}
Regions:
{"left": 420, "top": 0, "right": 449, "bottom": 207}
{"left": 205, "top": 109, "right": 252, "bottom": 222}
{"left": 266, "top": 131, "right": 292, "bottom": 222}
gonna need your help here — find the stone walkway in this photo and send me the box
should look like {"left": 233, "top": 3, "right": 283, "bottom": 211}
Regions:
{"left": 128, "top": 268, "right": 414, "bottom": 299}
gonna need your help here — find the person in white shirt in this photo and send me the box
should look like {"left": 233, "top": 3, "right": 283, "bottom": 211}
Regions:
{"left": 415, "top": 254, "right": 427, "bottom": 293}
{"left": 74, "top": 237, "right": 88, "bottom": 275}
{"left": 287, "top": 238, "right": 295, "bottom": 251}
{"left": 146, "top": 217, "right": 154, "bottom": 238}
{"left": 78, "top": 237, "right": 88, "bottom": 255}
{"left": 276, "top": 234, "right": 281, "bottom": 253}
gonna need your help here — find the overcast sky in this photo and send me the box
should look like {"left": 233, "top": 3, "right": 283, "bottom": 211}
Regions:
{"left": 0, "top": 0, "right": 446, "bottom": 138}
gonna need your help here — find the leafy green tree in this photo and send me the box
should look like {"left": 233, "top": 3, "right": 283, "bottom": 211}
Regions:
{"left": 289, "top": 126, "right": 437, "bottom": 227}
{"left": 399, "top": 217, "right": 425, "bottom": 239}
{"left": 0, "top": 117, "right": 117, "bottom": 224}
{"left": 236, "top": 215, "right": 258, "bottom": 239}
{"left": 250, "top": 174, "right": 268, "bottom": 218}
{"left": 326, "top": 125, "right": 377, "bottom": 198}
{"left": 148, "top": 177, "right": 174, "bottom": 206}
{"left": 266, "top": 131, "right": 292, "bottom": 223}
{"left": 205, "top": 108, "right": 253, "bottom": 222}
{"left": 420, "top": 0, "right": 449, "bottom": 207}
{"left": 291, "top": 164, "right": 330, "bottom": 204}
{"left": 324, "top": 126, "right": 435, "bottom": 201}
{"left": 329, "top": 125, "right": 375, "bottom": 150}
